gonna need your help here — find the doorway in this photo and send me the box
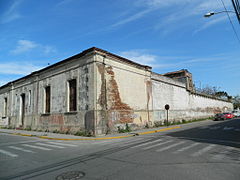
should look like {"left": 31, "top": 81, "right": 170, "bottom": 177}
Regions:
{"left": 20, "top": 94, "right": 25, "bottom": 126}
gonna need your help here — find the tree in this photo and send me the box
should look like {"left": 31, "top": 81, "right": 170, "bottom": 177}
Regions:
{"left": 197, "top": 85, "right": 220, "bottom": 95}
{"left": 196, "top": 85, "right": 232, "bottom": 100}
{"left": 233, "top": 95, "right": 240, "bottom": 109}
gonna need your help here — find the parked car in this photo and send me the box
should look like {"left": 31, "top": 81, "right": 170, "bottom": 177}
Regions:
{"left": 232, "top": 110, "right": 240, "bottom": 117}
{"left": 214, "top": 113, "right": 234, "bottom": 121}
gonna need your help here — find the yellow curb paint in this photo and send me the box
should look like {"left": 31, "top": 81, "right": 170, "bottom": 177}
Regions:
{"left": 0, "top": 126, "right": 181, "bottom": 141}
{"left": 37, "top": 134, "right": 134, "bottom": 141}
{"left": 138, "top": 126, "right": 181, "bottom": 135}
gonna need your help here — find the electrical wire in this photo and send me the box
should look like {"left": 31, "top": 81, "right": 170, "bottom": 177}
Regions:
{"left": 231, "top": 0, "right": 240, "bottom": 23}
{"left": 219, "top": 0, "right": 240, "bottom": 44}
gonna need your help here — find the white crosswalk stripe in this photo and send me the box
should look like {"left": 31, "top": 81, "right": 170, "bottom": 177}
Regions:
{"left": 35, "top": 143, "right": 65, "bottom": 149}
{"left": 191, "top": 144, "right": 216, "bottom": 157}
{"left": 22, "top": 144, "right": 52, "bottom": 151}
{"left": 142, "top": 140, "right": 173, "bottom": 150}
{"left": 156, "top": 141, "right": 185, "bottom": 152}
{"left": 211, "top": 146, "right": 235, "bottom": 161}
{"left": 8, "top": 146, "right": 35, "bottom": 153}
{"left": 173, "top": 142, "right": 200, "bottom": 154}
{"left": 0, "top": 149, "right": 18, "bottom": 157}
{"left": 46, "top": 142, "right": 78, "bottom": 147}
{"left": 130, "top": 139, "right": 163, "bottom": 148}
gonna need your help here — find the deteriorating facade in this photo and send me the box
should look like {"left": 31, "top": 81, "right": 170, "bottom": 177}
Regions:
{"left": 0, "top": 47, "right": 233, "bottom": 135}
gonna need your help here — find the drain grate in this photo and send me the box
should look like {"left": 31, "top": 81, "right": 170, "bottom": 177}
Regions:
{"left": 56, "top": 171, "right": 85, "bottom": 180}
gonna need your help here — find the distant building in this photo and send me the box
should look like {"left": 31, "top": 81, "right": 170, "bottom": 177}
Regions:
{"left": 0, "top": 47, "right": 233, "bottom": 135}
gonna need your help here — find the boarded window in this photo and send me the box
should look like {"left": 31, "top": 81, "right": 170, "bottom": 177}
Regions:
{"left": 45, "top": 86, "right": 51, "bottom": 113}
{"left": 4, "top": 98, "right": 7, "bottom": 117}
{"left": 69, "top": 79, "right": 77, "bottom": 111}
{"left": 28, "top": 90, "right": 31, "bottom": 107}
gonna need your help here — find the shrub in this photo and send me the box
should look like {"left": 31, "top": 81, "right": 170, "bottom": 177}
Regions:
{"left": 145, "top": 123, "right": 149, "bottom": 129}
{"left": 25, "top": 126, "right": 31, "bottom": 131}
{"left": 117, "top": 123, "right": 131, "bottom": 133}
{"left": 74, "top": 130, "right": 92, "bottom": 137}
{"left": 52, "top": 129, "right": 60, "bottom": 133}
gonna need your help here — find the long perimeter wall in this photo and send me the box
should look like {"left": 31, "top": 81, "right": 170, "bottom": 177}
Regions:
{"left": 152, "top": 73, "right": 233, "bottom": 123}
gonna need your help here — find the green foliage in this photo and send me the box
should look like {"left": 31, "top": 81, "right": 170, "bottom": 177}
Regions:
{"left": 52, "top": 129, "right": 60, "bottom": 133}
{"left": 74, "top": 130, "right": 93, "bottom": 137}
{"left": 182, "top": 119, "right": 187, "bottom": 124}
{"left": 145, "top": 123, "right": 149, "bottom": 129}
{"left": 233, "top": 95, "right": 240, "bottom": 109}
{"left": 153, "top": 117, "right": 212, "bottom": 128}
{"left": 154, "top": 121, "right": 164, "bottom": 127}
{"left": 117, "top": 123, "right": 131, "bottom": 133}
{"left": 24, "top": 126, "right": 32, "bottom": 131}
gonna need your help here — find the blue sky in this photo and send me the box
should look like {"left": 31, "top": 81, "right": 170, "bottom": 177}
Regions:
{"left": 0, "top": 0, "right": 239, "bottom": 96}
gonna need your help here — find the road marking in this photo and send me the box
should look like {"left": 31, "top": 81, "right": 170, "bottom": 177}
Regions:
{"left": 178, "top": 137, "right": 240, "bottom": 145}
{"left": 212, "top": 146, "right": 235, "bottom": 161}
{"left": 35, "top": 143, "right": 65, "bottom": 149}
{"left": 223, "top": 127, "right": 234, "bottom": 131}
{"left": 191, "top": 144, "right": 216, "bottom": 157}
{"left": 46, "top": 142, "right": 78, "bottom": 147}
{"left": 0, "top": 149, "right": 18, "bottom": 157}
{"left": 142, "top": 140, "right": 173, "bottom": 150}
{"left": 155, "top": 141, "right": 185, "bottom": 152}
{"left": 209, "top": 126, "right": 221, "bottom": 130}
{"left": 8, "top": 146, "right": 35, "bottom": 153}
{"left": 173, "top": 142, "right": 200, "bottom": 154}
{"left": 117, "top": 138, "right": 145, "bottom": 146}
{"left": 130, "top": 139, "right": 163, "bottom": 148}
{"left": 22, "top": 144, "right": 52, "bottom": 151}
{"left": 0, "top": 140, "right": 43, "bottom": 146}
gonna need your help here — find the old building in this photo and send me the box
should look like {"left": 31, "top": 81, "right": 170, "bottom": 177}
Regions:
{"left": 0, "top": 47, "right": 233, "bottom": 135}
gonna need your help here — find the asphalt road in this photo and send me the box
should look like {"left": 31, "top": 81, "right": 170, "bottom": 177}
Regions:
{"left": 0, "top": 118, "right": 239, "bottom": 180}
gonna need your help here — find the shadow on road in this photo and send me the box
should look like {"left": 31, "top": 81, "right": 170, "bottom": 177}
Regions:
{"left": 166, "top": 118, "right": 240, "bottom": 161}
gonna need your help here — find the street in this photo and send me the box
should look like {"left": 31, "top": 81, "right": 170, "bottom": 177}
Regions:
{"left": 0, "top": 119, "right": 239, "bottom": 180}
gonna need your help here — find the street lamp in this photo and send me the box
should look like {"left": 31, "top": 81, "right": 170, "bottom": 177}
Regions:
{"left": 204, "top": 10, "right": 236, "bottom": 17}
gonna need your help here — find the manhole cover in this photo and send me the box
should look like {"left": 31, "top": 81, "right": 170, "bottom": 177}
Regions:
{"left": 56, "top": 171, "right": 85, "bottom": 180}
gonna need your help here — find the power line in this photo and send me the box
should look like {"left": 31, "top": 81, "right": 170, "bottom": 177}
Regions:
{"left": 231, "top": 0, "right": 240, "bottom": 23}
{"left": 219, "top": 0, "right": 240, "bottom": 44}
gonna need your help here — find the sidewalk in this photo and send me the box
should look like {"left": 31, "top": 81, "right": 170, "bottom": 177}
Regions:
{"left": 0, "top": 125, "right": 181, "bottom": 141}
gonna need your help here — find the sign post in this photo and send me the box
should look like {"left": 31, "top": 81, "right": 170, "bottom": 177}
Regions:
{"left": 165, "top": 104, "right": 170, "bottom": 127}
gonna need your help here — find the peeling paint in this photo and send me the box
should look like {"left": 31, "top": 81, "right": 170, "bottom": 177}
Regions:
{"left": 97, "top": 65, "right": 134, "bottom": 125}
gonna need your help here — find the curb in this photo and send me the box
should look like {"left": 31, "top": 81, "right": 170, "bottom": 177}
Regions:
{"left": 0, "top": 126, "right": 181, "bottom": 141}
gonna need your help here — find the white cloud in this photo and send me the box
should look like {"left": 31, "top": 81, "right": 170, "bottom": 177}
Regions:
{"left": 11, "top": 40, "right": 38, "bottom": 54}
{"left": 113, "top": 0, "right": 234, "bottom": 34}
{"left": 136, "top": 0, "right": 190, "bottom": 9}
{"left": 43, "top": 45, "right": 57, "bottom": 54}
{"left": 0, "top": 0, "right": 23, "bottom": 24}
{"left": 0, "top": 62, "right": 42, "bottom": 75}
{"left": 56, "top": 0, "right": 75, "bottom": 7}
{"left": 120, "top": 50, "right": 157, "bottom": 65}
{"left": 193, "top": 15, "right": 229, "bottom": 34}
{"left": 10, "top": 40, "right": 56, "bottom": 55}
{"left": 111, "top": 9, "right": 153, "bottom": 28}
{"left": 120, "top": 49, "right": 231, "bottom": 71}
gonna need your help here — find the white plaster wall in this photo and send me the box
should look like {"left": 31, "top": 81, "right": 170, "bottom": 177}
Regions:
{"left": 95, "top": 54, "right": 152, "bottom": 111}
{"left": 152, "top": 74, "right": 233, "bottom": 122}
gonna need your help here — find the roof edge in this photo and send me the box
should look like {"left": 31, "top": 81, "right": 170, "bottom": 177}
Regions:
{"left": 0, "top": 47, "right": 152, "bottom": 89}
